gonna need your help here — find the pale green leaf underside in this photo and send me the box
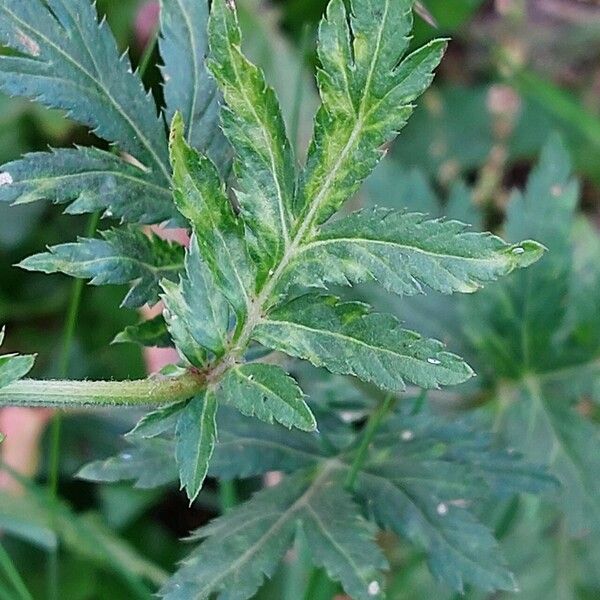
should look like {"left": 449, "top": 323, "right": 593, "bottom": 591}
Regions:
{"left": 19, "top": 227, "right": 184, "bottom": 308}
{"left": 283, "top": 208, "right": 544, "bottom": 296}
{"left": 175, "top": 391, "right": 218, "bottom": 503}
{"left": 254, "top": 295, "right": 473, "bottom": 392}
{"left": 217, "top": 363, "right": 316, "bottom": 431}
{"left": 161, "top": 467, "right": 386, "bottom": 600}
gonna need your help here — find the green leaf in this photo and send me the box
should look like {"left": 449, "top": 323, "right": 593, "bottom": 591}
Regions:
{"left": 19, "top": 227, "right": 185, "bottom": 308}
{"left": 281, "top": 207, "right": 544, "bottom": 296}
{"left": 175, "top": 391, "right": 218, "bottom": 502}
{"left": 0, "top": 0, "right": 170, "bottom": 182}
{"left": 162, "top": 466, "right": 387, "bottom": 600}
{"left": 127, "top": 401, "right": 188, "bottom": 440}
{"left": 208, "top": 0, "right": 295, "bottom": 284}
{"left": 296, "top": 0, "right": 446, "bottom": 226}
{"left": 209, "top": 407, "right": 324, "bottom": 479}
{"left": 499, "top": 382, "right": 600, "bottom": 534}
{"left": 169, "top": 113, "right": 255, "bottom": 320}
{"left": 301, "top": 477, "right": 387, "bottom": 600}
{"left": 159, "top": 0, "right": 229, "bottom": 168}
{"left": 354, "top": 408, "right": 554, "bottom": 593}
{"left": 161, "top": 235, "right": 230, "bottom": 366}
{"left": 0, "top": 327, "right": 34, "bottom": 390}
{"left": 463, "top": 135, "right": 579, "bottom": 377}
{"left": 113, "top": 315, "right": 172, "bottom": 348}
{"left": 78, "top": 406, "right": 324, "bottom": 488}
{"left": 0, "top": 479, "right": 167, "bottom": 586}
{"left": 77, "top": 438, "right": 177, "bottom": 489}
{"left": 254, "top": 295, "right": 474, "bottom": 392}
{"left": 0, "top": 147, "right": 180, "bottom": 225}
{"left": 217, "top": 363, "right": 316, "bottom": 431}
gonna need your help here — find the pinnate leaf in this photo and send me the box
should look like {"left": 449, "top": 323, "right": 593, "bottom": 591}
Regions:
{"left": 355, "top": 408, "right": 554, "bottom": 593}
{"left": 162, "top": 466, "right": 386, "bottom": 600}
{"left": 0, "top": 147, "right": 180, "bottom": 225}
{"left": 0, "top": 0, "right": 170, "bottom": 180}
{"left": 296, "top": 0, "right": 446, "bottom": 225}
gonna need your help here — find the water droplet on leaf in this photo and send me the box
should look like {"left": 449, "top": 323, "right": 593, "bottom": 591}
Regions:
{"left": 401, "top": 430, "right": 413, "bottom": 441}
{"left": 368, "top": 581, "right": 380, "bottom": 596}
{"left": 436, "top": 502, "right": 448, "bottom": 516}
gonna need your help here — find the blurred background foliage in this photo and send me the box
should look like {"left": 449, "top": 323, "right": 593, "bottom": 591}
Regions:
{"left": 1, "top": 0, "right": 600, "bottom": 598}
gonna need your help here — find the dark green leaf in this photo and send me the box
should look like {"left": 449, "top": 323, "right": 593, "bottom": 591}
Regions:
{"left": 217, "top": 363, "right": 316, "bottom": 431}
{"left": 19, "top": 227, "right": 185, "bottom": 308}
{"left": 162, "top": 466, "right": 387, "bottom": 600}
{"left": 175, "top": 391, "right": 218, "bottom": 502}
{"left": 0, "top": 0, "right": 171, "bottom": 181}
{"left": 0, "top": 147, "right": 179, "bottom": 225}
{"left": 0, "top": 327, "right": 34, "bottom": 390}
{"left": 113, "top": 315, "right": 172, "bottom": 348}
{"left": 159, "top": 0, "right": 229, "bottom": 168}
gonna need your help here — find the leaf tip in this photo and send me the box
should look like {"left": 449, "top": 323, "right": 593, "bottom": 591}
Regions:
{"left": 507, "top": 240, "right": 547, "bottom": 269}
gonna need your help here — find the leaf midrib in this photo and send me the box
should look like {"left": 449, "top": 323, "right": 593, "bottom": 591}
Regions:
{"left": 173, "top": 0, "right": 200, "bottom": 143}
{"left": 193, "top": 463, "right": 339, "bottom": 595}
{"left": 301, "top": 235, "right": 509, "bottom": 266}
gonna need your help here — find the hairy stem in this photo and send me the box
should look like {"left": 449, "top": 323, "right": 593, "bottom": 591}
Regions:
{"left": 0, "top": 373, "right": 204, "bottom": 409}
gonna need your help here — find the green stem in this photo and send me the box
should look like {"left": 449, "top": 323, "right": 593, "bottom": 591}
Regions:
{"left": 219, "top": 480, "right": 238, "bottom": 512}
{"left": 345, "top": 394, "right": 395, "bottom": 491}
{"left": 47, "top": 212, "right": 99, "bottom": 600}
{"left": 0, "top": 373, "right": 205, "bottom": 409}
{"left": 0, "top": 544, "right": 33, "bottom": 600}
{"left": 49, "top": 212, "right": 100, "bottom": 497}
